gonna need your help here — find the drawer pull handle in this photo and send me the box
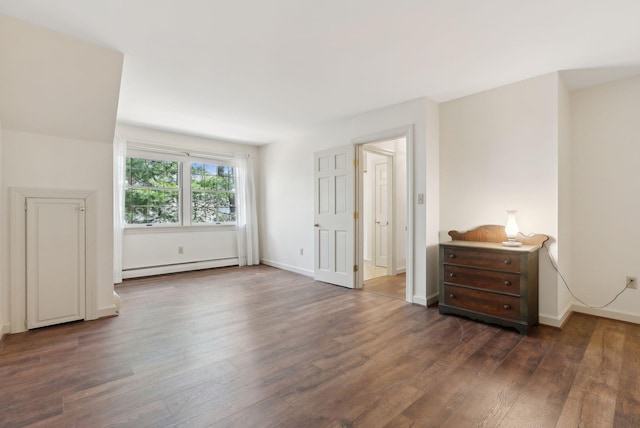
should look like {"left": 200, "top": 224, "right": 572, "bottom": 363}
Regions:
{"left": 449, "top": 273, "right": 455, "bottom": 277}
{"left": 449, "top": 293, "right": 455, "bottom": 299}
{"left": 503, "top": 304, "right": 511, "bottom": 310}
{"left": 504, "top": 259, "right": 511, "bottom": 265}
{"left": 504, "top": 280, "right": 511, "bottom": 286}
{"left": 448, "top": 254, "right": 456, "bottom": 259}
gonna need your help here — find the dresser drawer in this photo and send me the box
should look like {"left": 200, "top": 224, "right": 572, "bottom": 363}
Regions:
{"left": 443, "top": 285, "right": 521, "bottom": 321}
{"left": 443, "top": 265, "right": 520, "bottom": 295}
{"left": 442, "top": 248, "right": 520, "bottom": 272}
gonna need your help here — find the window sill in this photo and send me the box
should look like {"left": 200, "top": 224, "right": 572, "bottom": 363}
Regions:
{"left": 124, "top": 224, "right": 237, "bottom": 235}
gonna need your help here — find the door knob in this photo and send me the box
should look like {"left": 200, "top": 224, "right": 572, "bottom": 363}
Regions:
{"left": 313, "top": 224, "right": 319, "bottom": 227}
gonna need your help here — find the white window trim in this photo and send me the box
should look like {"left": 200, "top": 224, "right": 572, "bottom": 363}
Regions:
{"left": 127, "top": 141, "right": 234, "bottom": 163}
{"left": 124, "top": 145, "right": 237, "bottom": 229}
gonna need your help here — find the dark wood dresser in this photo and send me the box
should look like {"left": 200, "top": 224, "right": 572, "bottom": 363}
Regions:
{"left": 438, "top": 225, "right": 548, "bottom": 334}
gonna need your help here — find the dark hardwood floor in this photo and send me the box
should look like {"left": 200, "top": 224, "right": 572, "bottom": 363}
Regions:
{"left": 1, "top": 265, "right": 639, "bottom": 427}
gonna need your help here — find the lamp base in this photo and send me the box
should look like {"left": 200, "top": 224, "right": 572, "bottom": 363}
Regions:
{"left": 502, "top": 241, "right": 522, "bottom": 247}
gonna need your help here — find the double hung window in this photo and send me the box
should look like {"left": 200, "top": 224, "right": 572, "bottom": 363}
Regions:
{"left": 125, "top": 157, "right": 180, "bottom": 224}
{"left": 124, "top": 148, "right": 236, "bottom": 226}
{"left": 191, "top": 163, "right": 236, "bottom": 224}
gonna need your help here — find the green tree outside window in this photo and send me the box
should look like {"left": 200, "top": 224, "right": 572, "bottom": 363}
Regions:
{"left": 191, "top": 163, "right": 236, "bottom": 223}
{"left": 125, "top": 157, "right": 180, "bottom": 224}
{"left": 124, "top": 157, "right": 236, "bottom": 225}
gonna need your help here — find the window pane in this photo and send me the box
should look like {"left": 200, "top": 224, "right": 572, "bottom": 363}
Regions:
{"left": 125, "top": 157, "right": 180, "bottom": 225}
{"left": 190, "top": 161, "right": 236, "bottom": 224}
{"left": 133, "top": 206, "right": 147, "bottom": 224}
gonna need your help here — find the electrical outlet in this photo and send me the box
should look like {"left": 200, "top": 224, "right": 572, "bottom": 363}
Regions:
{"left": 627, "top": 276, "right": 637, "bottom": 289}
{"left": 300, "top": 248, "right": 304, "bottom": 256}
{"left": 178, "top": 246, "right": 184, "bottom": 254}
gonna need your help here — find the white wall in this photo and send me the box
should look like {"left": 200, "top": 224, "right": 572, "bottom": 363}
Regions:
{"left": 1, "top": 130, "right": 116, "bottom": 317}
{"left": 557, "top": 75, "right": 573, "bottom": 321}
{"left": 116, "top": 124, "right": 260, "bottom": 277}
{"left": 259, "top": 97, "right": 439, "bottom": 304}
{"left": 0, "top": 13, "right": 123, "bottom": 143}
{"left": 425, "top": 102, "right": 440, "bottom": 303}
{"left": 117, "top": 124, "right": 261, "bottom": 159}
{"left": 570, "top": 75, "right": 640, "bottom": 322}
{"left": 0, "top": 13, "right": 123, "bottom": 331}
{"left": 440, "top": 73, "right": 560, "bottom": 321}
{"left": 0, "top": 121, "right": 6, "bottom": 335}
{"left": 123, "top": 228, "right": 238, "bottom": 273}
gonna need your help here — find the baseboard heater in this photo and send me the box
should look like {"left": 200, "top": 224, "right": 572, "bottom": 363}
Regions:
{"left": 122, "top": 257, "right": 239, "bottom": 279}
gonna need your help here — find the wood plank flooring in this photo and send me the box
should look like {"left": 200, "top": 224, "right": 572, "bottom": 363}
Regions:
{"left": 362, "top": 273, "right": 406, "bottom": 300}
{"left": 1, "top": 265, "right": 639, "bottom": 427}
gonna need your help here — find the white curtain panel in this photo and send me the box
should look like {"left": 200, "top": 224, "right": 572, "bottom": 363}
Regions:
{"left": 113, "top": 136, "right": 126, "bottom": 283}
{"left": 235, "top": 153, "right": 259, "bottom": 266}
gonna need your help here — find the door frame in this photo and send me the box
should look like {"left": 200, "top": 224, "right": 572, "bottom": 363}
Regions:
{"left": 354, "top": 125, "right": 414, "bottom": 303}
{"left": 10, "top": 187, "right": 97, "bottom": 333}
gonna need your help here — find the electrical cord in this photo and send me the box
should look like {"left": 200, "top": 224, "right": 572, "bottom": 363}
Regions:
{"left": 542, "top": 242, "right": 629, "bottom": 308}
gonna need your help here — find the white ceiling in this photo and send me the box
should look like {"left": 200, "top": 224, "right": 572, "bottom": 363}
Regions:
{"left": 1, "top": 0, "right": 640, "bottom": 145}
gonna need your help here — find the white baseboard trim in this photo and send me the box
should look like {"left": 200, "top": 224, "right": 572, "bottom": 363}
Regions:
{"left": 261, "top": 259, "right": 314, "bottom": 277}
{"left": 1, "top": 323, "right": 10, "bottom": 341}
{"left": 426, "top": 292, "right": 439, "bottom": 307}
{"left": 113, "top": 291, "right": 121, "bottom": 313}
{"left": 412, "top": 295, "right": 427, "bottom": 306}
{"left": 122, "top": 258, "right": 239, "bottom": 279}
{"left": 539, "top": 301, "right": 573, "bottom": 328}
{"left": 96, "top": 305, "right": 118, "bottom": 319}
{"left": 395, "top": 267, "right": 406, "bottom": 275}
{"left": 95, "top": 291, "right": 122, "bottom": 319}
{"left": 570, "top": 304, "right": 640, "bottom": 325}
{"left": 539, "top": 311, "right": 570, "bottom": 328}
{"left": 539, "top": 303, "right": 640, "bottom": 328}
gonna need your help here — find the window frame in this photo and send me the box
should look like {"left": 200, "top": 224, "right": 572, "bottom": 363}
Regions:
{"left": 189, "top": 160, "right": 237, "bottom": 226}
{"left": 124, "top": 147, "right": 236, "bottom": 229}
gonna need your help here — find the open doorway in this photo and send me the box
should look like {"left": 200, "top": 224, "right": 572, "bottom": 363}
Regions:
{"left": 359, "top": 138, "right": 407, "bottom": 300}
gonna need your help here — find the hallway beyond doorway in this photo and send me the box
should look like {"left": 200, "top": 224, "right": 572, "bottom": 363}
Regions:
{"left": 362, "top": 272, "right": 406, "bottom": 300}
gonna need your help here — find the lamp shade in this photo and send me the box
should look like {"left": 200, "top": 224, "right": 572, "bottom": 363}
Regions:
{"left": 505, "top": 210, "right": 519, "bottom": 240}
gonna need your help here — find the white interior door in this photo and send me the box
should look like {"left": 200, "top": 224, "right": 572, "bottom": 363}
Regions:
{"left": 27, "top": 198, "right": 86, "bottom": 329}
{"left": 314, "top": 145, "right": 355, "bottom": 288}
{"left": 374, "top": 160, "right": 389, "bottom": 268}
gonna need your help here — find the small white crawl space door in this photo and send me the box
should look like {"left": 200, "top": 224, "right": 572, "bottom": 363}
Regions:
{"left": 26, "top": 197, "right": 86, "bottom": 329}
